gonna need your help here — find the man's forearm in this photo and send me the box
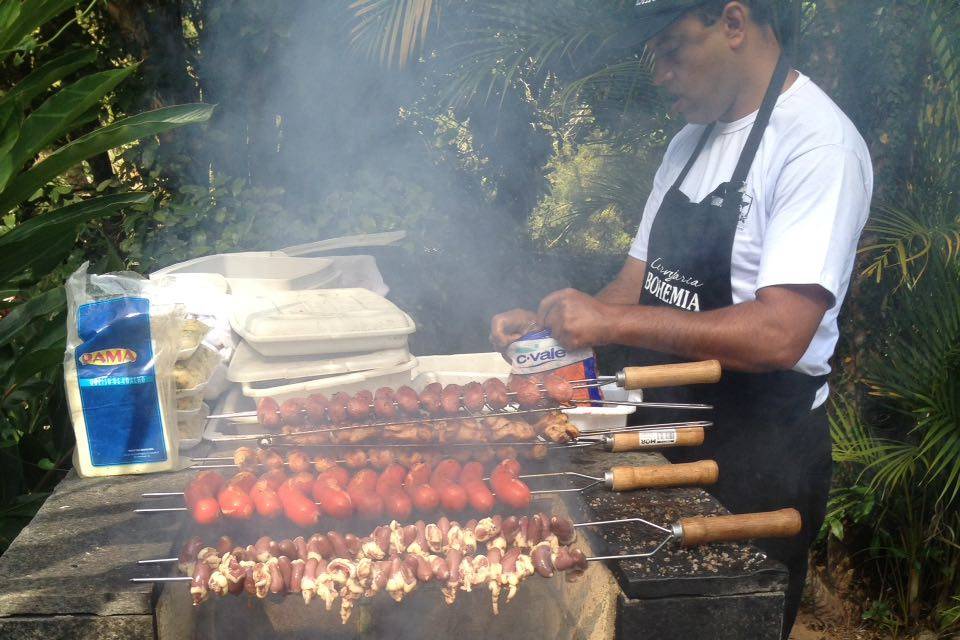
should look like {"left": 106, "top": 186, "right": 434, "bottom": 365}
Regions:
{"left": 605, "top": 301, "right": 806, "bottom": 372}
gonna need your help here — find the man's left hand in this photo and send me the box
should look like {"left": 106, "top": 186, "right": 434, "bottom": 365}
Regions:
{"left": 537, "top": 288, "right": 614, "bottom": 350}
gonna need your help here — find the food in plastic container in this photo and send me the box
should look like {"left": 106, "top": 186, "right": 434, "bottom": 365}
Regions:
{"left": 174, "top": 343, "right": 219, "bottom": 392}
{"left": 177, "top": 393, "right": 204, "bottom": 414}
{"left": 177, "top": 317, "right": 211, "bottom": 361}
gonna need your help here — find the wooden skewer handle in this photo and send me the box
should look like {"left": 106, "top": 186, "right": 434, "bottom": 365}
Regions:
{"left": 606, "top": 426, "right": 705, "bottom": 452}
{"left": 618, "top": 360, "right": 722, "bottom": 389}
{"left": 678, "top": 508, "right": 802, "bottom": 546}
{"left": 606, "top": 460, "right": 718, "bottom": 491}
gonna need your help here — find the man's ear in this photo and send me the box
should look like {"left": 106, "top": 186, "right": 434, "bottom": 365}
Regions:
{"left": 721, "top": 1, "right": 749, "bottom": 49}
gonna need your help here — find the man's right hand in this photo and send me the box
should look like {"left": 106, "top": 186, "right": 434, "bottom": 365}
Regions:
{"left": 489, "top": 308, "right": 539, "bottom": 351}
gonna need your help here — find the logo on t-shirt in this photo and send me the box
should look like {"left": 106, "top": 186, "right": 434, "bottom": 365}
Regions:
{"left": 737, "top": 193, "right": 753, "bottom": 230}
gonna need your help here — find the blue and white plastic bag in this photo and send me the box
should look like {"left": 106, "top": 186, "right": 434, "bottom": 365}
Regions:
{"left": 64, "top": 263, "right": 183, "bottom": 476}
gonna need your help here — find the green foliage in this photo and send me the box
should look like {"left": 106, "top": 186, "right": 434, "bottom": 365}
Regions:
{"left": 0, "top": 0, "right": 211, "bottom": 552}
{"left": 823, "top": 3, "right": 960, "bottom": 632}
{"left": 529, "top": 140, "right": 654, "bottom": 254}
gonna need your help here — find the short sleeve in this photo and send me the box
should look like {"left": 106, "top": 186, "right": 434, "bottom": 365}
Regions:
{"left": 756, "top": 144, "right": 872, "bottom": 306}
{"left": 628, "top": 158, "right": 674, "bottom": 262}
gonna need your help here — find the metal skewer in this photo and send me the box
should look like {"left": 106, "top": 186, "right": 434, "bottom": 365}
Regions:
{"left": 131, "top": 507, "right": 801, "bottom": 574}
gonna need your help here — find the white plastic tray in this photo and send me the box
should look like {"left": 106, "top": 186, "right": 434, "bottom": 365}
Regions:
{"left": 152, "top": 253, "right": 340, "bottom": 296}
{"left": 241, "top": 358, "right": 419, "bottom": 403}
{"left": 230, "top": 289, "right": 416, "bottom": 357}
{"left": 228, "top": 342, "right": 411, "bottom": 384}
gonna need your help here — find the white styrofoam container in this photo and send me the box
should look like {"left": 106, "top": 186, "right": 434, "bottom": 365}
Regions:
{"left": 230, "top": 289, "right": 416, "bottom": 357}
{"left": 228, "top": 342, "right": 411, "bottom": 384}
{"left": 152, "top": 253, "right": 340, "bottom": 295}
{"left": 241, "top": 358, "right": 419, "bottom": 403}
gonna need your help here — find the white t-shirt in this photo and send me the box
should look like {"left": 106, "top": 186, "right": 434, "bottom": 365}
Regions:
{"left": 628, "top": 72, "right": 873, "bottom": 408}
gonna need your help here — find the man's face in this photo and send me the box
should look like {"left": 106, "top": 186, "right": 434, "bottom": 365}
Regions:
{"left": 648, "top": 12, "right": 737, "bottom": 124}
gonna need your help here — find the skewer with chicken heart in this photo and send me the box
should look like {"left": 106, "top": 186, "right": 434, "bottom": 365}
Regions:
{"left": 135, "top": 506, "right": 800, "bottom": 617}
{"left": 211, "top": 359, "right": 723, "bottom": 427}
{"left": 137, "top": 514, "right": 589, "bottom": 616}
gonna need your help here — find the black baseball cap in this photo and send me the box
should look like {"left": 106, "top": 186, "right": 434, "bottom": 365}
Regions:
{"left": 634, "top": 0, "right": 711, "bottom": 43}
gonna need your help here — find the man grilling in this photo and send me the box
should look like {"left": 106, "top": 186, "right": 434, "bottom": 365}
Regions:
{"left": 490, "top": 1, "right": 872, "bottom": 637}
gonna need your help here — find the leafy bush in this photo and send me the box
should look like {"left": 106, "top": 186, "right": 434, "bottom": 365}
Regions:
{"left": 0, "top": 0, "right": 211, "bottom": 552}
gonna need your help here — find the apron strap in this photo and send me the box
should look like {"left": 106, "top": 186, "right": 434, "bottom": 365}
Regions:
{"left": 730, "top": 54, "right": 792, "bottom": 186}
{"left": 671, "top": 122, "right": 716, "bottom": 190}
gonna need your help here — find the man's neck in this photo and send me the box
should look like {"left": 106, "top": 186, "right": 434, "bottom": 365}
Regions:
{"left": 719, "top": 40, "right": 794, "bottom": 123}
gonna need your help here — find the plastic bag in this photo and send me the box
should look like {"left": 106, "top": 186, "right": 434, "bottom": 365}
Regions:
{"left": 64, "top": 263, "right": 183, "bottom": 476}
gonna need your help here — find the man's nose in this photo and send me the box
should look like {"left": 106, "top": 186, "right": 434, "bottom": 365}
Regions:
{"left": 652, "top": 61, "right": 672, "bottom": 87}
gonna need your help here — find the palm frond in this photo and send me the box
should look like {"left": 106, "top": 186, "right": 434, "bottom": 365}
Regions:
{"left": 349, "top": 0, "right": 435, "bottom": 69}
{"left": 860, "top": 185, "right": 960, "bottom": 287}
{"left": 860, "top": 260, "right": 960, "bottom": 504}
{"left": 436, "top": 0, "right": 641, "bottom": 109}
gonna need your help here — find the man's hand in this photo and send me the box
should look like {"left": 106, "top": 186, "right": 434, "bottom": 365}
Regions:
{"left": 537, "top": 288, "right": 613, "bottom": 350}
{"left": 489, "top": 308, "right": 539, "bottom": 351}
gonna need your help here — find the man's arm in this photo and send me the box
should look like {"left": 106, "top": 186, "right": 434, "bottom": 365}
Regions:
{"left": 596, "top": 257, "right": 647, "bottom": 304}
{"left": 537, "top": 284, "right": 831, "bottom": 373}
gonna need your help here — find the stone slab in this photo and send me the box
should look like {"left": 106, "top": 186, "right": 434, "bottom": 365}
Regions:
{"left": 0, "top": 614, "right": 154, "bottom": 639}
{"left": 0, "top": 468, "right": 191, "bottom": 618}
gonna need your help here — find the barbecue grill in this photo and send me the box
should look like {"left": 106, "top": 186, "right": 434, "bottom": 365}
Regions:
{"left": 0, "top": 360, "right": 790, "bottom": 639}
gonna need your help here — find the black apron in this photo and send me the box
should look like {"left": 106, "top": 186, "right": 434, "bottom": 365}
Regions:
{"left": 628, "top": 55, "right": 832, "bottom": 638}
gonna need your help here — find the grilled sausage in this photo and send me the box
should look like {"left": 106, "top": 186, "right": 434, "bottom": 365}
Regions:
{"left": 441, "top": 384, "right": 463, "bottom": 416}
{"left": 373, "top": 387, "right": 397, "bottom": 419}
{"left": 409, "top": 484, "right": 440, "bottom": 512}
{"left": 347, "top": 392, "right": 372, "bottom": 421}
{"left": 490, "top": 459, "right": 531, "bottom": 510}
{"left": 419, "top": 382, "right": 443, "bottom": 415}
{"left": 394, "top": 385, "right": 420, "bottom": 416}
{"left": 279, "top": 398, "right": 307, "bottom": 426}
{"left": 461, "top": 381, "right": 486, "bottom": 412}
{"left": 217, "top": 484, "right": 254, "bottom": 519}
{"left": 439, "top": 483, "right": 468, "bottom": 512}
{"left": 227, "top": 471, "right": 257, "bottom": 493}
{"left": 328, "top": 392, "right": 350, "bottom": 424}
{"left": 257, "top": 397, "right": 282, "bottom": 430}
{"left": 508, "top": 376, "right": 542, "bottom": 409}
{"left": 458, "top": 461, "right": 484, "bottom": 484}
{"left": 482, "top": 378, "right": 509, "bottom": 410}
{"left": 542, "top": 373, "right": 573, "bottom": 405}
{"left": 276, "top": 480, "right": 319, "bottom": 528}
{"left": 312, "top": 477, "right": 354, "bottom": 520}
{"left": 250, "top": 481, "right": 283, "bottom": 518}
{"left": 382, "top": 488, "right": 413, "bottom": 521}
{"left": 463, "top": 479, "right": 496, "bottom": 513}
{"left": 305, "top": 393, "right": 330, "bottom": 424}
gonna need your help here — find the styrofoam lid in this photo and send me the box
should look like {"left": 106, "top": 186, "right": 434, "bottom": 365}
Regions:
{"left": 229, "top": 288, "right": 416, "bottom": 345}
{"left": 228, "top": 341, "right": 412, "bottom": 383}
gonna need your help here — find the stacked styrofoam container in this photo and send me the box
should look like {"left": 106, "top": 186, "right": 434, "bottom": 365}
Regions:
{"left": 227, "top": 288, "right": 418, "bottom": 404}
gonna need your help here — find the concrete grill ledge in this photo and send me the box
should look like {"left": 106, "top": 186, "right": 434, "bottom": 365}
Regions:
{"left": 0, "top": 449, "right": 787, "bottom": 639}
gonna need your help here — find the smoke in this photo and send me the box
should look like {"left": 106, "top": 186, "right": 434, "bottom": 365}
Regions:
{"left": 185, "top": 1, "right": 577, "bottom": 354}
